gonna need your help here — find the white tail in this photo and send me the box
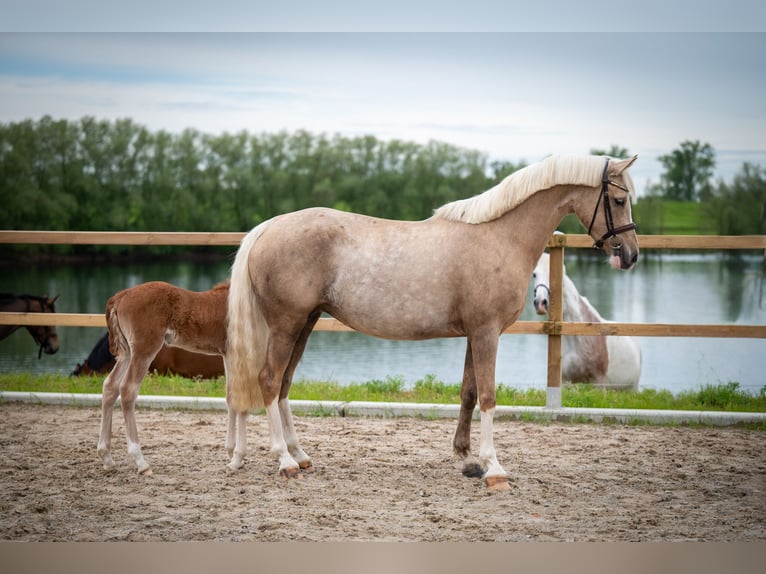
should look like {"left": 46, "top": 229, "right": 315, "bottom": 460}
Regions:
{"left": 226, "top": 220, "right": 273, "bottom": 411}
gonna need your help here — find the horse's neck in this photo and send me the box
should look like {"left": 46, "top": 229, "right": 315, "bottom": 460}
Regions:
{"left": 491, "top": 186, "right": 578, "bottom": 271}
{"left": 0, "top": 298, "right": 28, "bottom": 340}
{"left": 562, "top": 275, "right": 585, "bottom": 322}
{"left": 87, "top": 333, "right": 114, "bottom": 369}
{"left": 0, "top": 324, "right": 20, "bottom": 340}
{"left": 1, "top": 297, "right": 27, "bottom": 312}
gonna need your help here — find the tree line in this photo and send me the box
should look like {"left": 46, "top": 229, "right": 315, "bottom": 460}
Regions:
{"left": 1, "top": 117, "right": 763, "bottom": 255}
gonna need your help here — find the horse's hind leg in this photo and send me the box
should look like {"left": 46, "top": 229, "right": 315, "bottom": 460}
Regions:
{"left": 119, "top": 355, "right": 155, "bottom": 475}
{"left": 260, "top": 326, "right": 308, "bottom": 479}
{"left": 277, "top": 312, "right": 321, "bottom": 471}
{"left": 97, "top": 358, "right": 129, "bottom": 470}
{"left": 278, "top": 399, "right": 311, "bottom": 471}
{"left": 453, "top": 341, "right": 484, "bottom": 478}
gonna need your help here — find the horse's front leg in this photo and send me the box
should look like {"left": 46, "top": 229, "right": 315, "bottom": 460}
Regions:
{"left": 470, "top": 329, "right": 511, "bottom": 491}
{"left": 453, "top": 341, "right": 483, "bottom": 478}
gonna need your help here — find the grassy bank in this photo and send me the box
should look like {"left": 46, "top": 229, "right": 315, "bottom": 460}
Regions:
{"left": 1, "top": 373, "right": 764, "bottom": 414}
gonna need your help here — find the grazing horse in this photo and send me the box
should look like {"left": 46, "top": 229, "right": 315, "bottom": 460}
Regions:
{"left": 225, "top": 154, "right": 640, "bottom": 490}
{"left": 97, "top": 281, "right": 238, "bottom": 474}
{"left": 73, "top": 331, "right": 224, "bottom": 378}
{"left": 532, "top": 252, "right": 642, "bottom": 390}
{"left": 0, "top": 293, "right": 60, "bottom": 358}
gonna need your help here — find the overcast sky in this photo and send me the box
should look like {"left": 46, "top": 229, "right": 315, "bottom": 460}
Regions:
{"left": 1, "top": 5, "right": 764, "bottom": 196}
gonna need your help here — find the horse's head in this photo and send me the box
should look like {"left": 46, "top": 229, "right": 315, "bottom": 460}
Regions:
{"left": 575, "top": 156, "right": 639, "bottom": 270}
{"left": 532, "top": 253, "right": 552, "bottom": 315}
{"left": 27, "top": 295, "right": 60, "bottom": 358}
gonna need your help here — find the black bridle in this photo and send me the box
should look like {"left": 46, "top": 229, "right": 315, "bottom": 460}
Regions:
{"left": 586, "top": 158, "right": 637, "bottom": 250}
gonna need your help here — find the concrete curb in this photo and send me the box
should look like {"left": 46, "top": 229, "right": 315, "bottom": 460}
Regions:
{"left": 1, "top": 391, "right": 764, "bottom": 426}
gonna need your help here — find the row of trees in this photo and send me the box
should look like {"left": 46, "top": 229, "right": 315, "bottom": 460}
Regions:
{"left": 0, "top": 116, "right": 518, "bottom": 235}
{"left": 1, "top": 117, "right": 763, "bottom": 254}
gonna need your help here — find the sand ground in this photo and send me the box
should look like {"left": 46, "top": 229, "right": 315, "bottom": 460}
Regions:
{"left": 1, "top": 403, "right": 764, "bottom": 541}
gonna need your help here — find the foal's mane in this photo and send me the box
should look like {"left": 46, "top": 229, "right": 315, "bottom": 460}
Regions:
{"left": 433, "top": 155, "right": 635, "bottom": 224}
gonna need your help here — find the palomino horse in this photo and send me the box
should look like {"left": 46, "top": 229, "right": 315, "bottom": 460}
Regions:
{"left": 73, "top": 331, "right": 224, "bottom": 378}
{"left": 0, "top": 293, "right": 60, "bottom": 358}
{"left": 532, "top": 252, "right": 642, "bottom": 390}
{"left": 226, "top": 154, "right": 639, "bottom": 490}
{"left": 97, "top": 281, "right": 239, "bottom": 474}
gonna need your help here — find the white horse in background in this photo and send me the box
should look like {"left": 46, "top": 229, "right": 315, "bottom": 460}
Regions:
{"left": 532, "top": 252, "right": 642, "bottom": 390}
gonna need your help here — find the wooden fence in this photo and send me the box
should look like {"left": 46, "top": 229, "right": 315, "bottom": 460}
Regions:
{"left": 1, "top": 230, "right": 765, "bottom": 408}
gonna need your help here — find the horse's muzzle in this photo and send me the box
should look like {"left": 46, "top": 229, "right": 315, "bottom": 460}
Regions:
{"left": 533, "top": 297, "right": 548, "bottom": 315}
{"left": 606, "top": 240, "right": 638, "bottom": 270}
{"left": 39, "top": 341, "right": 59, "bottom": 358}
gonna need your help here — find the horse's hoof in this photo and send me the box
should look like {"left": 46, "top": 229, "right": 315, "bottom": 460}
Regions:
{"left": 462, "top": 462, "right": 485, "bottom": 478}
{"left": 138, "top": 466, "right": 153, "bottom": 476}
{"left": 227, "top": 456, "right": 245, "bottom": 472}
{"left": 299, "top": 460, "right": 314, "bottom": 473}
{"left": 485, "top": 475, "right": 511, "bottom": 491}
{"left": 279, "top": 467, "right": 302, "bottom": 480}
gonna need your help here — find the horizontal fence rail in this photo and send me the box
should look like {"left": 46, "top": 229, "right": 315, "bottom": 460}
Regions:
{"left": 1, "top": 313, "right": 765, "bottom": 340}
{"left": 2, "top": 231, "right": 764, "bottom": 408}
{"left": 2, "top": 230, "right": 765, "bottom": 249}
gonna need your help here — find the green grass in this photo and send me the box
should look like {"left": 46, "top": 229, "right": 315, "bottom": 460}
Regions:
{"left": 1, "top": 373, "right": 764, "bottom": 413}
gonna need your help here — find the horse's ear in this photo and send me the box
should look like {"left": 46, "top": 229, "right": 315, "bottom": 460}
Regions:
{"left": 611, "top": 154, "right": 638, "bottom": 175}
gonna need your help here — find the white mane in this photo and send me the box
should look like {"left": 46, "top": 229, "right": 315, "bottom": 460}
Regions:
{"left": 434, "top": 155, "right": 634, "bottom": 224}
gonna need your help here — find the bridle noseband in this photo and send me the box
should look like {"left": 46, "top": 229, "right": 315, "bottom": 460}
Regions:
{"left": 586, "top": 158, "right": 637, "bottom": 250}
{"left": 533, "top": 282, "right": 550, "bottom": 301}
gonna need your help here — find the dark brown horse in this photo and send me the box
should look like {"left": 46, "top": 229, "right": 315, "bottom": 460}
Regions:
{"left": 73, "top": 331, "right": 224, "bottom": 378}
{"left": 0, "top": 293, "right": 60, "bottom": 358}
{"left": 226, "top": 154, "right": 640, "bottom": 490}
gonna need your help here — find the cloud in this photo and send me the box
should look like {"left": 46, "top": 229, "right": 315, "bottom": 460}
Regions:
{"left": 1, "top": 32, "right": 764, "bottom": 194}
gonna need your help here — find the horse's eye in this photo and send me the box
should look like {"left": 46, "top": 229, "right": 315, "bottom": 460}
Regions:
{"left": 532, "top": 272, "right": 537, "bottom": 279}
{"left": 614, "top": 197, "right": 626, "bottom": 206}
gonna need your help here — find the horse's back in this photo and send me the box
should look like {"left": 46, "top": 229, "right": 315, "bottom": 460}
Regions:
{"left": 108, "top": 280, "right": 228, "bottom": 353}
{"left": 248, "top": 207, "right": 514, "bottom": 339}
{"left": 150, "top": 346, "right": 225, "bottom": 378}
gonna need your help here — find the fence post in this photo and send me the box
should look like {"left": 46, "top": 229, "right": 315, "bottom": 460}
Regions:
{"left": 545, "top": 242, "right": 565, "bottom": 409}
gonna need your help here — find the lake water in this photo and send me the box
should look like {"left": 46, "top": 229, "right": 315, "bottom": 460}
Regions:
{"left": 1, "top": 253, "right": 764, "bottom": 395}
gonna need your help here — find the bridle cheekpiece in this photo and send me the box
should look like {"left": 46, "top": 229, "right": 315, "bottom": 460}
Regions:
{"left": 586, "top": 158, "right": 637, "bottom": 250}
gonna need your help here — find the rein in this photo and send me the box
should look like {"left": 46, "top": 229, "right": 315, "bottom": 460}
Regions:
{"left": 586, "top": 159, "right": 637, "bottom": 250}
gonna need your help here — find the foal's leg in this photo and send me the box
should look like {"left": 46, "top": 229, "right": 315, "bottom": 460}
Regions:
{"left": 453, "top": 341, "right": 483, "bottom": 478}
{"left": 225, "top": 369, "right": 249, "bottom": 472}
{"left": 470, "top": 328, "right": 511, "bottom": 491}
{"left": 119, "top": 354, "right": 155, "bottom": 474}
{"left": 97, "top": 358, "right": 129, "bottom": 470}
{"left": 277, "top": 312, "right": 321, "bottom": 472}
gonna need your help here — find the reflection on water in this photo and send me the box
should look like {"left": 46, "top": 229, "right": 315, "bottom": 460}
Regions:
{"left": 1, "top": 254, "right": 764, "bottom": 394}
